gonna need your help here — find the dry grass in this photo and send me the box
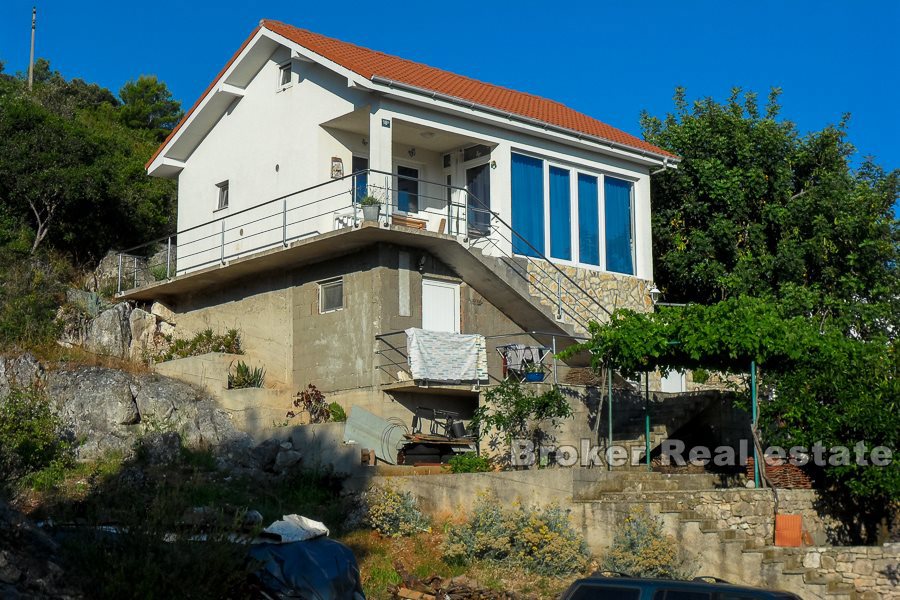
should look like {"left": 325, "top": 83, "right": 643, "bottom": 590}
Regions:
{"left": 28, "top": 343, "right": 152, "bottom": 375}
{"left": 338, "top": 526, "right": 582, "bottom": 600}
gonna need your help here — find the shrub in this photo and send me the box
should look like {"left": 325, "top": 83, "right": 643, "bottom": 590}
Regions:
{"left": 448, "top": 452, "right": 491, "bottom": 473}
{"left": 471, "top": 380, "right": 573, "bottom": 451}
{"left": 0, "top": 250, "right": 70, "bottom": 349}
{"left": 600, "top": 505, "right": 693, "bottom": 579}
{"left": 287, "top": 384, "right": 331, "bottom": 423}
{"left": 365, "top": 486, "right": 430, "bottom": 537}
{"left": 227, "top": 360, "right": 265, "bottom": 389}
{"left": 0, "top": 385, "right": 73, "bottom": 483}
{"left": 328, "top": 401, "right": 347, "bottom": 422}
{"left": 152, "top": 328, "right": 242, "bottom": 362}
{"left": 443, "top": 494, "right": 589, "bottom": 576}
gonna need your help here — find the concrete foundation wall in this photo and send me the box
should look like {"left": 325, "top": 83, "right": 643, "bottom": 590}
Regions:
{"left": 169, "top": 273, "right": 293, "bottom": 388}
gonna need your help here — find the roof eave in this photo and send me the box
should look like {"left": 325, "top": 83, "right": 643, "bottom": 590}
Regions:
{"left": 369, "top": 75, "right": 679, "bottom": 166}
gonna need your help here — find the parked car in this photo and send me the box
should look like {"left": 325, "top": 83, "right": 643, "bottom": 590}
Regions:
{"left": 560, "top": 575, "right": 803, "bottom": 600}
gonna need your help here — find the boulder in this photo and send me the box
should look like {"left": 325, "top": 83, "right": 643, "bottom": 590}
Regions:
{"left": 47, "top": 367, "right": 140, "bottom": 459}
{"left": 84, "top": 303, "right": 131, "bottom": 358}
{"left": 0, "top": 500, "right": 81, "bottom": 598}
{"left": 150, "top": 301, "right": 177, "bottom": 325}
{"left": 274, "top": 449, "right": 303, "bottom": 472}
{"left": 0, "top": 354, "right": 43, "bottom": 400}
{"left": 158, "top": 321, "right": 176, "bottom": 338}
{"left": 129, "top": 308, "right": 157, "bottom": 361}
{"left": 137, "top": 431, "right": 182, "bottom": 465}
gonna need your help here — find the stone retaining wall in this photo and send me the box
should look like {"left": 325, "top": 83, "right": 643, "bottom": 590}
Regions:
{"left": 526, "top": 260, "right": 653, "bottom": 332}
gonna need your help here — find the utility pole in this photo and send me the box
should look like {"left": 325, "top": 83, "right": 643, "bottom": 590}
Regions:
{"left": 27, "top": 7, "right": 36, "bottom": 91}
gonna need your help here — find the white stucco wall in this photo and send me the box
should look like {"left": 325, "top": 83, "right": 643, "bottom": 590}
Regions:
{"left": 170, "top": 41, "right": 655, "bottom": 283}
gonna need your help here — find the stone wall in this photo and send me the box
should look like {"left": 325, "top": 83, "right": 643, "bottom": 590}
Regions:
{"left": 526, "top": 259, "right": 653, "bottom": 332}
{"left": 796, "top": 545, "right": 898, "bottom": 599}
{"left": 364, "top": 469, "right": 898, "bottom": 599}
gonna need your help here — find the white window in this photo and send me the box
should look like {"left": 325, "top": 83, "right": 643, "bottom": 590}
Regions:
{"left": 318, "top": 277, "right": 343, "bottom": 313}
{"left": 216, "top": 181, "right": 229, "bottom": 210}
{"left": 278, "top": 62, "right": 292, "bottom": 89}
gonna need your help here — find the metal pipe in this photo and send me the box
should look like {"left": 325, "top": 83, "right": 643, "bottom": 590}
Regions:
{"left": 133, "top": 256, "right": 137, "bottom": 288}
{"left": 552, "top": 336, "right": 558, "bottom": 385}
{"left": 166, "top": 237, "right": 172, "bottom": 278}
{"left": 282, "top": 198, "right": 288, "bottom": 246}
{"left": 117, "top": 253, "right": 123, "bottom": 294}
{"left": 220, "top": 220, "right": 225, "bottom": 265}
{"left": 645, "top": 372, "right": 651, "bottom": 471}
{"left": 752, "top": 360, "right": 760, "bottom": 488}
{"left": 607, "top": 366, "right": 613, "bottom": 471}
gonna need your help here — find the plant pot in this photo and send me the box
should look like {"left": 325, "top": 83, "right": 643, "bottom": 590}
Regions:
{"left": 362, "top": 204, "right": 380, "bottom": 221}
{"left": 525, "top": 371, "right": 545, "bottom": 382}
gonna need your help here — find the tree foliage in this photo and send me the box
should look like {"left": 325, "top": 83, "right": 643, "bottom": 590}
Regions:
{"left": 565, "top": 298, "right": 899, "bottom": 501}
{"left": 0, "top": 59, "right": 179, "bottom": 263}
{"left": 641, "top": 87, "right": 898, "bottom": 333}
{"left": 118, "top": 75, "right": 183, "bottom": 140}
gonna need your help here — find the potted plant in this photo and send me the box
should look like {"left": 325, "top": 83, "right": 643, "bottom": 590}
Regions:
{"left": 359, "top": 195, "right": 381, "bottom": 221}
{"left": 523, "top": 362, "right": 545, "bottom": 382}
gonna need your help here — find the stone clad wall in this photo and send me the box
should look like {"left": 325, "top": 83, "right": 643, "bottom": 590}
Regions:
{"left": 526, "top": 260, "right": 653, "bottom": 333}
{"left": 798, "top": 545, "right": 898, "bottom": 599}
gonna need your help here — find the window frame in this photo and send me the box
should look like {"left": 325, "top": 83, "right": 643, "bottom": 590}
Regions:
{"left": 318, "top": 277, "right": 344, "bottom": 314}
{"left": 215, "top": 180, "right": 229, "bottom": 211}
{"left": 277, "top": 61, "right": 292, "bottom": 91}
{"left": 509, "top": 149, "right": 639, "bottom": 276}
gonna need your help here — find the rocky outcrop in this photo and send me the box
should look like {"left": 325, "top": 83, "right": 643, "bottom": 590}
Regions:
{"left": 45, "top": 366, "right": 246, "bottom": 460}
{"left": 0, "top": 500, "right": 82, "bottom": 599}
{"left": 83, "top": 303, "right": 132, "bottom": 358}
{"left": 0, "top": 353, "right": 43, "bottom": 398}
{"left": 58, "top": 299, "right": 175, "bottom": 361}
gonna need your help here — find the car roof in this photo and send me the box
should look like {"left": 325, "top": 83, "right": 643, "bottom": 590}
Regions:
{"left": 569, "top": 576, "right": 799, "bottom": 597}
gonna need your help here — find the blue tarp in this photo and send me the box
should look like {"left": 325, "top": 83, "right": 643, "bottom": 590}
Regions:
{"left": 249, "top": 537, "right": 365, "bottom": 599}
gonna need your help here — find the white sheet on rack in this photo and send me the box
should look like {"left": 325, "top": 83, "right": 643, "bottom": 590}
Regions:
{"left": 405, "top": 328, "right": 487, "bottom": 382}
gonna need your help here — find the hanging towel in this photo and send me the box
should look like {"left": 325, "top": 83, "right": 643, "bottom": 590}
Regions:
{"left": 405, "top": 328, "right": 487, "bottom": 382}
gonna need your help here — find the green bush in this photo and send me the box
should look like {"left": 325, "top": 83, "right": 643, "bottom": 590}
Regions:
{"left": 365, "top": 486, "right": 430, "bottom": 537}
{"left": 447, "top": 452, "right": 491, "bottom": 473}
{"left": 327, "top": 401, "right": 347, "bottom": 422}
{"left": 0, "top": 250, "right": 70, "bottom": 349}
{"left": 152, "top": 328, "right": 242, "bottom": 362}
{"left": 227, "top": 360, "right": 265, "bottom": 389}
{"left": 600, "top": 505, "right": 693, "bottom": 579}
{"left": 0, "top": 385, "right": 73, "bottom": 483}
{"left": 443, "top": 493, "right": 589, "bottom": 576}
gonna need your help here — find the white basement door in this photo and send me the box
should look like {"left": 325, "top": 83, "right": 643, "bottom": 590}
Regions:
{"left": 421, "top": 278, "right": 460, "bottom": 333}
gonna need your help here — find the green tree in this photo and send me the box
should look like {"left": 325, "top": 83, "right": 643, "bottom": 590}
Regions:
{"left": 0, "top": 64, "right": 176, "bottom": 262}
{"left": 563, "top": 298, "right": 899, "bottom": 504}
{"left": 640, "top": 88, "right": 899, "bottom": 332}
{"left": 118, "top": 75, "right": 183, "bottom": 139}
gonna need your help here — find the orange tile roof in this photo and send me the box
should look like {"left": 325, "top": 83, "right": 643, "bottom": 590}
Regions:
{"left": 262, "top": 20, "right": 675, "bottom": 159}
{"left": 148, "top": 21, "right": 676, "bottom": 169}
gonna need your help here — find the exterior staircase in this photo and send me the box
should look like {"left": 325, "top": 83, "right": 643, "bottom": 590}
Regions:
{"left": 571, "top": 475, "right": 867, "bottom": 600}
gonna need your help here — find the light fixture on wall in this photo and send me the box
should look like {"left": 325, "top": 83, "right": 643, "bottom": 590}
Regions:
{"left": 649, "top": 285, "right": 661, "bottom": 306}
{"left": 420, "top": 131, "right": 435, "bottom": 139}
{"left": 408, "top": 147, "right": 416, "bottom": 158}
{"left": 490, "top": 160, "right": 497, "bottom": 169}
{"left": 361, "top": 137, "right": 368, "bottom": 146}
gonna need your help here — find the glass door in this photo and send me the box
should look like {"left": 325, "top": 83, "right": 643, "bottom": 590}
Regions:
{"left": 397, "top": 165, "right": 419, "bottom": 213}
{"left": 466, "top": 162, "right": 491, "bottom": 237}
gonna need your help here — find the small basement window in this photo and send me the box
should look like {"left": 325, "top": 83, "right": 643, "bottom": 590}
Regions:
{"left": 278, "top": 62, "right": 292, "bottom": 89}
{"left": 318, "top": 277, "right": 343, "bottom": 313}
{"left": 216, "top": 181, "right": 229, "bottom": 210}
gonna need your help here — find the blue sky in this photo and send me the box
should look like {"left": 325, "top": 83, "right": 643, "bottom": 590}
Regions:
{"left": 1, "top": 1, "right": 898, "bottom": 175}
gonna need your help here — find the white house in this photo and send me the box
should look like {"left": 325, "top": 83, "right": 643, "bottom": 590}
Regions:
{"left": 122, "top": 20, "right": 686, "bottom": 442}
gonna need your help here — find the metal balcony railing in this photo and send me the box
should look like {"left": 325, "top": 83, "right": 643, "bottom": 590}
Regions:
{"left": 116, "top": 169, "right": 612, "bottom": 331}
{"left": 374, "top": 330, "right": 588, "bottom": 387}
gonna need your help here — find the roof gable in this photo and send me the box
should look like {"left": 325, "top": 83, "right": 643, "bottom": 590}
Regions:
{"left": 148, "top": 20, "right": 676, "bottom": 171}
